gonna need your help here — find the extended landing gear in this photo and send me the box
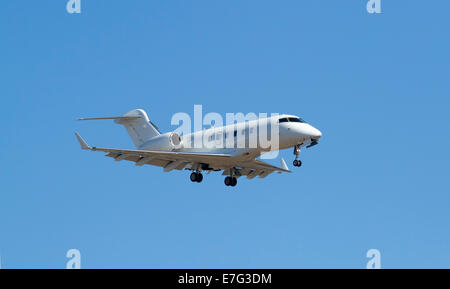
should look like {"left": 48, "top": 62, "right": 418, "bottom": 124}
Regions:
{"left": 190, "top": 171, "right": 203, "bottom": 183}
{"left": 224, "top": 176, "right": 237, "bottom": 187}
{"left": 293, "top": 144, "right": 302, "bottom": 167}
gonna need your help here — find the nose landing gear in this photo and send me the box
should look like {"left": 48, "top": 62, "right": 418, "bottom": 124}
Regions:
{"left": 293, "top": 145, "right": 302, "bottom": 167}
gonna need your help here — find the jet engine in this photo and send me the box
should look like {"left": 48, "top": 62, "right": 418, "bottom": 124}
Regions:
{"left": 141, "top": 132, "right": 182, "bottom": 151}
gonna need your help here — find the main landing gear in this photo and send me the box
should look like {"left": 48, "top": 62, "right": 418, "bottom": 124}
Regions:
{"left": 293, "top": 144, "right": 302, "bottom": 167}
{"left": 190, "top": 171, "right": 203, "bottom": 183}
{"left": 224, "top": 176, "right": 237, "bottom": 187}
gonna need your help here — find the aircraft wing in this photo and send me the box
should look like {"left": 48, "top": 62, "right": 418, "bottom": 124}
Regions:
{"left": 75, "top": 132, "right": 233, "bottom": 171}
{"left": 230, "top": 158, "right": 291, "bottom": 179}
{"left": 242, "top": 159, "right": 290, "bottom": 173}
{"left": 75, "top": 132, "right": 291, "bottom": 178}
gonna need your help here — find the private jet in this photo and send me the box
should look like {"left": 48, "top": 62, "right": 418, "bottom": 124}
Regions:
{"left": 75, "top": 109, "right": 322, "bottom": 186}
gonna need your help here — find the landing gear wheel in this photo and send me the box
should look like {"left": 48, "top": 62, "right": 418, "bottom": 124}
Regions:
{"left": 225, "top": 176, "right": 237, "bottom": 186}
{"left": 293, "top": 145, "right": 302, "bottom": 167}
{"left": 196, "top": 173, "right": 203, "bottom": 183}
{"left": 190, "top": 172, "right": 203, "bottom": 183}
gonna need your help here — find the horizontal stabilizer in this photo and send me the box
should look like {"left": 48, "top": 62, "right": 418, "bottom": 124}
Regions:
{"left": 77, "top": 116, "right": 141, "bottom": 121}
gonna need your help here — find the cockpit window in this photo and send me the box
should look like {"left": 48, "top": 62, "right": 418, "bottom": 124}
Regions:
{"left": 288, "top": 117, "right": 306, "bottom": 123}
{"left": 278, "top": 117, "right": 306, "bottom": 123}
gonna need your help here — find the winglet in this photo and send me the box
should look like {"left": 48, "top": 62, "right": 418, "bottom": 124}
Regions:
{"left": 75, "top": 132, "right": 91, "bottom": 150}
{"left": 280, "top": 158, "right": 290, "bottom": 172}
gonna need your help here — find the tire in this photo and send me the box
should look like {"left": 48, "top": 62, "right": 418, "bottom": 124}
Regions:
{"left": 196, "top": 173, "right": 203, "bottom": 183}
{"left": 224, "top": 177, "right": 232, "bottom": 186}
{"left": 190, "top": 172, "right": 197, "bottom": 182}
{"left": 231, "top": 177, "right": 237, "bottom": 187}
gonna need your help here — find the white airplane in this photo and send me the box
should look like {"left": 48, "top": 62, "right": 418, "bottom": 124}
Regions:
{"left": 75, "top": 109, "right": 322, "bottom": 186}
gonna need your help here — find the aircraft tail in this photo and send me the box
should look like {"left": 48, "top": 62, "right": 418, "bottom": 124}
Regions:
{"left": 78, "top": 109, "right": 161, "bottom": 148}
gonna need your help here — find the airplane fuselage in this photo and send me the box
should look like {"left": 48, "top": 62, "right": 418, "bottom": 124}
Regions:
{"left": 139, "top": 114, "right": 322, "bottom": 159}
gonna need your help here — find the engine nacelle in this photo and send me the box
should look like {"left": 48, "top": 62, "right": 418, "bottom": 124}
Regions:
{"left": 140, "top": 132, "right": 182, "bottom": 151}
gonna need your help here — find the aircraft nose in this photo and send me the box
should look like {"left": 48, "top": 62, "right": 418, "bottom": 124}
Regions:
{"left": 312, "top": 128, "right": 322, "bottom": 139}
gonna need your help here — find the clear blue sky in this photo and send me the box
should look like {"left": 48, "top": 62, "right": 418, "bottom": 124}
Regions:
{"left": 1, "top": 1, "right": 449, "bottom": 268}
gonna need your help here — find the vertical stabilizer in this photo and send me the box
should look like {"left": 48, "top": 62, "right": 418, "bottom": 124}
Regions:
{"left": 114, "top": 109, "right": 161, "bottom": 148}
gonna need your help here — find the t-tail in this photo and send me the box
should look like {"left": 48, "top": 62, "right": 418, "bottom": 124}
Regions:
{"left": 78, "top": 109, "right": 161, "bottom": 148}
